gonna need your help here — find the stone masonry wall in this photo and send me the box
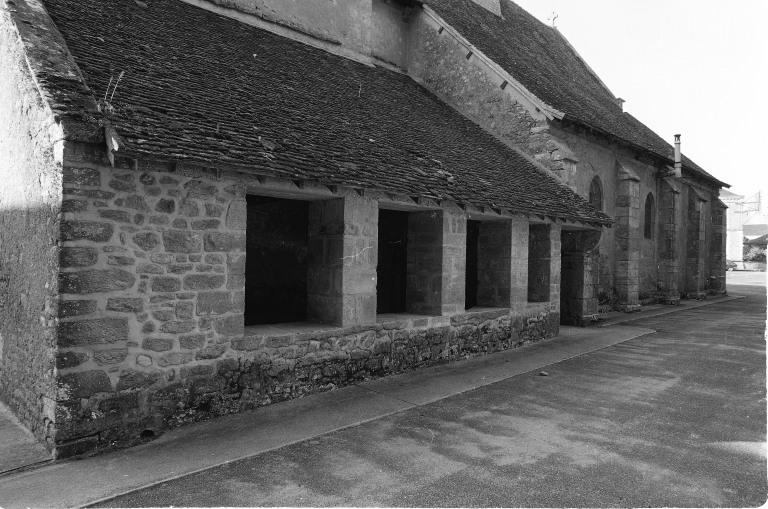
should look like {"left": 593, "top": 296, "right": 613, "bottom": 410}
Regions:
{"left": 0, "top": 11, "right": 61, "bottom": 449}
{"left": 53, "top": 147, "right": 563, "bottom": 457}
{"left": 657, "top": 179, "right": 680, "bottom": 303}
{"left": 709, "top": 201, "right": 726, "bottom": 294}
{"left": 684, "top": 190, "right": 704, "bottom": 298}
{"left": 55, "top": 149, "right": 247, "bottom": 456}
{"left": 51, "top": 146, "right": 559, "bottom": 456}
{"left": 404, "top": 9, "right": 720, "bottom": 311}
{"left": 406, "top": 12, "right": 575, "bottom": 176}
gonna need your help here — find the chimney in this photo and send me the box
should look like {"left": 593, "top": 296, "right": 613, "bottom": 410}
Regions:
{"left": 617, "top": 97, "right": 625, "bottom": 111}
{"left": 673, "top": 134, "right": 682, "bottom": 177}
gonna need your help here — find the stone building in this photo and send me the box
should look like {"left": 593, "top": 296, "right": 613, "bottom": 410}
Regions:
{"left": 0, "top": 0, "right": 725, "bottom": 457}
{"left": 722, "top": 189, "right": 767, "bottom": 268}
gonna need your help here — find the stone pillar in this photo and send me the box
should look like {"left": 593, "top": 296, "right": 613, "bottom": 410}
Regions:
{"left": 614, "top": 169, "right": 641, "bottom": 311}
{"left": 527, "top": 224, "right": 552, "bottom": 303}
{"left": 406, "top": 206, "right": 466, "bottom": 316}
{"left": 308, "top": 199, "right": 343, "bottom": 324}
{"left": 476, "top": 221, "right": 512, "bottom": 307}
{"left": 684, "top": 191, "right": 707, "bottom": 298}
{"left": 509, "top": 217, "right": 529, "bottom": 312}
{"left": 307, "top": 193, "right": 378, "bottom": 327}
{"left": 548, "top": 224, "right": 562, "bottom": 316}
{"left": 341, "top": 192, "right": 378, "bottom": 325}
{"left": 560, "top": 230, "right": 601, "bottom": 325}
{"left": 708, "top": 202, "right": 727, "bottom": 295}
{"left": 657, "top": 180, "right": 681, "bottom": 304}
{"left": 440, "top": 205, "right": 467, "bottom": 315}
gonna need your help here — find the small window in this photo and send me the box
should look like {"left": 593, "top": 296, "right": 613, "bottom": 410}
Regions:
{"left": 589, "top": 176, "right": 603, "bottom": 211}
{"left": 377, "top": 209, "right": 408, "bottom": 314}
{"left": 376, "top": 208, "right": 443, "bottom": 317}
{"left": 644, "top": 193, "right": 655, "bottom": 239}
{"left": 527, "top": 224, "right": 551, "bottom": 302}
{"left": 245, "top": 196, "right": 309, "bottom": 325}
{"left": 465, "top": 220, "right": 480, "bottom": 309}
{"left": 466, "top": 220, "right": 512, "bottom": 309}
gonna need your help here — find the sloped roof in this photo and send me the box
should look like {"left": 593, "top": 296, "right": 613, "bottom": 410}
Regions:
{"left": 423, "top": 0, "right": 728, "bottom": 188}
{"left": 37, "top": 0, "right": 610, "bottom": 226}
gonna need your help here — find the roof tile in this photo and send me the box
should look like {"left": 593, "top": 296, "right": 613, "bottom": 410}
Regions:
{"left": 41, "top": 0, "right": 611, "bottom": 224}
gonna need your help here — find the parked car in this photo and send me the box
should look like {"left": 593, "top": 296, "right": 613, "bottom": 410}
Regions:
{"left": 726, "top": 259, "right": 738, "bottom": 271}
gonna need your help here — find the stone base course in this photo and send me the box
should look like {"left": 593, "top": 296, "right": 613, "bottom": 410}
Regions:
{"left": 56, "top": 306, "right": 558, "bottom": 456}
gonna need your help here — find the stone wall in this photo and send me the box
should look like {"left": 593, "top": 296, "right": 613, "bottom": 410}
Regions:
{"left": 402, "top": 6, "right": 734, "bottom": 311}
{"left": 676, "top": 182, "right": 722, "bottom": 299}
{"left": 560, "top": 230, "right": 601, "bottom": 325}
{"left": 657, "top": 179, "right": 680, "bottom": 303}
{"left": 684, "top": 190, "right": 705, "bottom": 298}
{"left": 407, "top": 11, "right": 561, "bottom": 169}
{"left": 203, "top": 0, "right": 413, "bottom": 70}
{"left": 55, "top": 148, "right": 248, "bottom": 456}
{"left": 51, "top": 147, "right": 566, "bottom": 457}
{"left": 548, "top": 126, "right": 663, "bottom": 309}
{"left": 0, "top": 10, "right": 61, "bottom": 449}
{"left": 187, "top": 307, "right": 559, "bottom": 427}
{"left": 708, "top": 201, "right": 727, "bottom": 294}
{"left": 208, "top": 0, "right": 372, "bottom": 54}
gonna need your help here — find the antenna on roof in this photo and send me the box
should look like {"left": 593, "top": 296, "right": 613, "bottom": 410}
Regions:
{"left": 547, "top": 11, "right": 558, "bottom": 27}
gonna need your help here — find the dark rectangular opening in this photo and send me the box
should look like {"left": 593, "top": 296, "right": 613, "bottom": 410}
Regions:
{"left": 465, "top": 220, "right": 480, "bottom": 309}
{"left": 527, "top": 224, "right": 551, "bottom": 302}
{"left": 377, "top": 209, "right": 408, "bottom": 314}
{"left": 245, "top": 195, "right": 309, "bottom": 325}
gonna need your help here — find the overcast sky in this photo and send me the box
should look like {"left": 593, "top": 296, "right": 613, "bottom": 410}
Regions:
{"left": 513, "top": 0, "right": 767, "bottom": 197}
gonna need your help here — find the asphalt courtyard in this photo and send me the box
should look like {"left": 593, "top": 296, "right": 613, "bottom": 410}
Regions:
{"left": 103, "top": 272, "right": 767, "bottom": 508}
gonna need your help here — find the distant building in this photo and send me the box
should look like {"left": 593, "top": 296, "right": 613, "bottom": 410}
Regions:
{"left": 0, "top": 0, "right": 727, "bottom": 457}
{"left": 721, "top": 189, "right": 767, "bottom": 263}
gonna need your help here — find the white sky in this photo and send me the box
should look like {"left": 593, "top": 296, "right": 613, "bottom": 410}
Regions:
{"left": 513, "top": 0, "right": 768, "bottom": 196}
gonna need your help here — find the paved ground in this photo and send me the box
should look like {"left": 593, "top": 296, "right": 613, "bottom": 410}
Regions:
{"left": 103, "top": 273, "right": 767, "bottom": 508}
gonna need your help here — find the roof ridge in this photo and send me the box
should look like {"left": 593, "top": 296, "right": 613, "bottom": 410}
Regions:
{"left": 500, "top": 0, "right": 619, "bottom": 106}
{"left": 550, "top": 26, "right": 620, "bottom": 107}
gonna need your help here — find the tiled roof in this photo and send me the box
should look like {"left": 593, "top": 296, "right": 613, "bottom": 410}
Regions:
{"left": 424, "top": 0, "right": 727, "bottom": 188}
{"left": 37, "top": 0, "right": 611, "bottom": 225}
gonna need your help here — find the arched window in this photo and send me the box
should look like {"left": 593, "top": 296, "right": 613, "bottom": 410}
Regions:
{"left": 644, "top": 193, "right": 655, "bottom": 239}
{"left": 588, "top": 176, "right": 603, "bottom": 211}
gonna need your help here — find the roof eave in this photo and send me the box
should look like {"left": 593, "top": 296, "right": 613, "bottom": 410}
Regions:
{"left": 559, "top": 116, "right": 728, "bottom": 189}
